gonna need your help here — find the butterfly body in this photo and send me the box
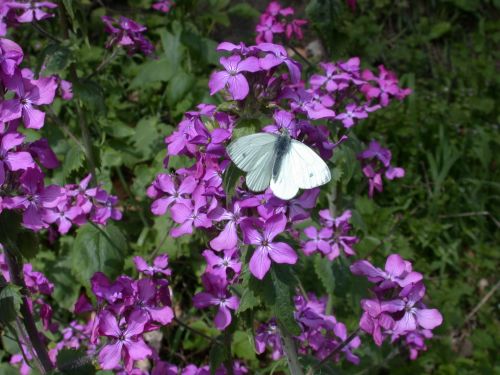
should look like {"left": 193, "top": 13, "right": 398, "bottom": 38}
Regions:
{"left": 227, "top": 131, "right": 331, "bottom": 200}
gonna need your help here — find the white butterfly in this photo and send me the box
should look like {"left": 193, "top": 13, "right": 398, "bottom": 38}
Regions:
{"left": 227, "top": 131, "right": 331, "bottom": 200}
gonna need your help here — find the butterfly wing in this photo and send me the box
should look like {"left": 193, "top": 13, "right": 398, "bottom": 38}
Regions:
{"left": 270, "top": 139, "right": 331, "bottom": 200}
{"left": 227, "top": 132, "right": 278, "bottom": 192}
{"left": 227, "top": 133, "right": 277, "bottom": 172}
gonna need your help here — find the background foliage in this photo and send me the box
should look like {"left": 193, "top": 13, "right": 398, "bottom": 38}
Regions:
{"left": 1, "top": 0, "right": 498, "bottom": 374}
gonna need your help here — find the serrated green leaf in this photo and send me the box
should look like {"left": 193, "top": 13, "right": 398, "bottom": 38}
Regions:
{"left": 314, "top": 255, "right": 335, "bottom": 294}
{"left": 132, "top": 116, "right": 162, "bottom": 161}
{"left": 269, "top": 266, "right": 301, "bottom": 336}
{"left": 57, "top": 348, "right": 95, "bottom": 375}
{"left": 73, "top": 80, "right": 105, "bottom": 113}
{"left": 232, "top": 331, "right": 257, "bottom": 362}
{"left": 70, "top": 223, "right": 126, "bottom": 289}
{"left": 237, "top": 285, "right": 261, "bottom": 313}
{"left": 63, "top": 144, "right": 85, "bottom": 177}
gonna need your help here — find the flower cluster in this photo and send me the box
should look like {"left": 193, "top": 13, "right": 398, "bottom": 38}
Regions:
{"left": 0, "top": 1, "right": 57, "bottom": 32}
{"left": 358, "top": 140, "right": 405, "bottom": 197}
{"left": 350, "top": 254, "right": 443, "bottom": 359}
{"left": 0, "top": 37, "right": 121, "bottom": 233}
{"left": 256, "top": 293, "right": 361, "bottom": 364}
{"left": 256, "top": 1, "right": 307, "bottom": 43}
{"left": 102, "top": 15, "right": 154, "bottom": 56}
{"left": 149, "top": 30, "right": 410, "bottom": 333}
{"left": 152, "top": 360, "right": 248, "bottom": 375}
{"left": 152, "top": 0, "right": 174, "bottom": 13}
{"left": 302, "top": 209, "right": 358, "bottom": 260}
{"left": 76, "top": 254, "right": 175, "bottom": 371}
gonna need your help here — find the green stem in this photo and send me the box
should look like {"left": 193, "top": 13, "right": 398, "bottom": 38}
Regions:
{"left": 3, "top": 247, "right": 54, "bottom": 373}
{"left": 173, "top": 317, "right": 221, "bottom": 344}
{"left": 279, "top": 326, "right": 304, "bottom": 375}
{"left": 115, "top": 166, "right": 150, "bottom": 228}
{"left": 85, "top": 48, "right": 120, "bottom": 79}
{"left": 223, "top": 329, "right": 235, "bottom": 375}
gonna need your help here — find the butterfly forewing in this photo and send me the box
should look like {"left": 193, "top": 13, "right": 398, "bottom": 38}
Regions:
{"left": 290, "top": 140, "right": 331, "bottom": 189}
{"left": 227, "top": 133, "right": 277, "bottom": 172}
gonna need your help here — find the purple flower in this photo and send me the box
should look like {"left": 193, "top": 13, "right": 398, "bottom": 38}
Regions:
{"left": 335, "top": 104, "right": 368, "bottom": 128}
{"left": 302, "top": 226, "right": 333, "bottom": 255}
{"left": 133, "top": 278, "right": 174, "bottom": 326}
{"left": 358, "top": 140, "right": 405, "bottom": 197}
{"left": 3, "top": 168, "right": 64, "bottom": 230}
{"left": 383, "top": 283, "right": 443, "bottom": 334}
{"left": 257, "top": 43, "right": 301, "bottom": 83}
{"left": 133, "top": 254, "right": 172, "bottom": 277}
{"left": 98, "top": 310, "right": 152, "bottom": 371}
{"left": 152, "top": 0, "right": 173, "bottom": 13}
{"left": 350, "top": 254, "right": 423, "bottom": 290}
{"left": 27, "top": 138, "right": 59, "bottom": 169}
{"left": 256, "top": 15, "right": 284, "bottom": 43}
{"left": 101, "top": 16, "right": 154, "bottom": 55}
{"left": 203, "top": 248, "right": 242, "bottom": 277}
{"left": 240, "top": 214, "right": 297, "bottom": 279}
{"left": 193, "top": 273, "right": 239, "bottom": 330}
{"left": 148, "top": 174, "right": 196, "bottom": 216}
{"left": 263, "top": 110, "right": 298, "bottom": 138}
{"left": 255, "top": 319, "right": 283, "bottom": 360}
{"left": 41, "top": 202, "right": 81, "bottom": 234}
{"left": 309, "top": 62, "right": 351, "bottom": 92}
{"left": 0, "top": 129, "right": 34, "bottom": 185}
{"left": 209, "top": 55, "right": 261, "bottom": 100}
{"left": 208, "top": 201, "right": 245, "bottom": 251}
{"left": 358, "top": 140, "right": 391, "bottom": 167}
{"left": 1, "top": 72, "right": 57, "bottom": 129}
{"left": 8, "top": 1, "right": 58, "bottom": 23}
{"left": 361, "top": 65, "right": 411, "bottom": 106}
{"left": 170, "top": 196, "right": 212, "bottom": 237}
{"left": 0, "top": 38, "right": 23, "bottom": 76}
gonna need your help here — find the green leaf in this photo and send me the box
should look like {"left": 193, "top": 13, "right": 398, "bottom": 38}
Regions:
{"left": 223, "top": 162, "right": 244, "bottom": 205}
{"left": 237, "top": 287, "right": 261, "bottom": 313}
{"left": 0, "top": 363, "right": 22, "bottom": 375}
{"left": 132, "top": 116, "right": 162, "bottom": 161}
{"left": 209, "top": 342, "right": 226, "bottom": 375}
{"left": 17, "top": 230, "right": 40, "bottom": 259}
{"left": 232, "top": 331, "right": 257, "bottom": 362}
{"left": 70, "top": 223, "right": 126, "bottom": 289}
{"left": 0, "top": 211, "right": 21, "bottom": 244}
{"left": 0, "top": 284, "right": 22, "bottom": 324}
{"left": 73, "top": 80, "right": 105, "bottom": 113}
{"left": 63, "top": 144, "right": 85, "bottom": 177}
{"left": 269, "top": 265, "right": 301, "bottom": 336}
{"left": 314, "top": 255, "right": 335, "bottom": 294}
{"left": 228, "top": 3, "right": 260, "bottom": 19}
{"left": 428, "top": 22, "right": 452, "bottom": 40}
{"left": 56, "top": 349, "right": 95, "bottom": 375}
{"left": 166, "top": 70, "right": 195, "bottom": 107}
{"left": 130, "top": 58, "right": 175, "bottom": 89}
{"left": 42, "top": 45, "right": 72, "bottom": 74}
